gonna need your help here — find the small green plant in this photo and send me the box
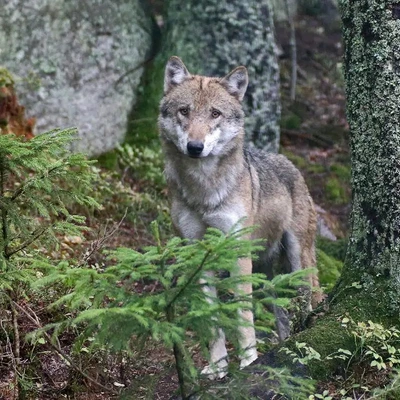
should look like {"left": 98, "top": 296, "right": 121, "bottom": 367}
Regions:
{"left": 330, "top": 164, "right": 351, "bottom": 181}
{"left": 280, "top": 341, "right": 351, "bottom": 367}
{"left": 309, "top": 390, "right": 333, "bottom": 400}
{"left": 371, "top": 369, "right": 400, "bottom": 399}
{"left": 342, "top": 317, "right": 400, "bottom": 371}
{"left": 0, "top": 128, "right": 100, "bottom": 395}
{"left": 282, "top": 318, "right": 400, "bottom": 400}
{"left": 280, "top": 341, "right": 322, "bottom": 366}
{"left": 117, "top": 143, "right": 165, "bottom": 190}
{"left": 33, "top": 223, "right": 315, "bottom": 399}
{"left": 284, "top": 317, "right": 400, "bottom": 374}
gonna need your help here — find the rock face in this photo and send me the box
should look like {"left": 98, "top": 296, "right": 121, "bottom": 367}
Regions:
{"left": 0, "top": 0, "right": 155, "bottom": 155}
{"left": 163, "top": 0, "right": 281, "bottom": 153}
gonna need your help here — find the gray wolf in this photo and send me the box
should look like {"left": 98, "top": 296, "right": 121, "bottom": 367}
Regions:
{"left": 158, "top": 56, "right": 321, "bottom": 378}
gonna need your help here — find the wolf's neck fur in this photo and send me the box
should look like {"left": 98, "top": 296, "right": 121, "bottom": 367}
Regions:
{"left": 163, "top": 137, "right": 246, "bottom": 212}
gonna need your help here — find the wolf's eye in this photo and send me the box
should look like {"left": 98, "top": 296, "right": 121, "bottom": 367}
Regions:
{"left": 179, "top": 107, "right": 189, "bottom": 116}
{"left": 211, "top": 109, "right": 221, "bottom": 118}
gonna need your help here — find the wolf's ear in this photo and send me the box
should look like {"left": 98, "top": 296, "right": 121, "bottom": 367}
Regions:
{"left": 164, "top": 56, "right": 191, "bottom": 94}
{"left": 220, "top": 66, "right": 248, "bottom": 101}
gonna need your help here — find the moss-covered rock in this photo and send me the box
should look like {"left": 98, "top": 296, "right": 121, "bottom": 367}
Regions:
{"left": 0, "top": 0, "right": 156, "bottom": 155}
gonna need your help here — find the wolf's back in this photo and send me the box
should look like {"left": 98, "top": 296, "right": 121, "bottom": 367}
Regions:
{"left": 244, "top": 147, "right": 304, "bottom": 198}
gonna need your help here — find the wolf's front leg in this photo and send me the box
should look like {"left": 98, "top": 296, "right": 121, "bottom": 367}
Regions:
{"left": 200, "top": 271, "right": 229, "bottom": 379}
{"left": 235, "top": 258, "right": 258, "bottom": 369}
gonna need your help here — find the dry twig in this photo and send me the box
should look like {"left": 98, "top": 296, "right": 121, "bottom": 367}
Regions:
{"left": 11, "top": 300, "right": 117, "bottom": 395}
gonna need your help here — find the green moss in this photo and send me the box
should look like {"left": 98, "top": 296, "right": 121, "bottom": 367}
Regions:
{"left": 271, "top": 315, "right": 353, "bottom": 380}
{"left": 125, "top": 59, "right": 164, "bottom": 149}
{"left": 281, "top": 148, "right": 308, "bottom": 169}
{"left": 308, "top": 164, "right": 326, "bottom": 174}
{"left": 317, "top": 237, "right": 348, "bottom": 262}
{"left": 325, "top": 176, "right": 349, "bottom": 204}
{"left": 316, "top": 248, "right": 343, "bottom": 292}
{"left": 277, "top": 289, "right": 400, "bottom": 380}
{"left": 96, "top": 150, "right": 119, "bottom": 170}
{"left": 280, "top": 113, "right": 302, "bottom": 130}
{"left": 0, "top": 67, "right": 14, "bottom": 87}
{"left": 316, "top": 236, "right": 347, "bottom": 294}
{"left": 118, "top": 144, "right": 165, "bottom": 190}
{"left": 293, "top": 316, "right": 353, "bottom": 379}
{"left": 330, "top": 164, "right": 351, "bottom": 181}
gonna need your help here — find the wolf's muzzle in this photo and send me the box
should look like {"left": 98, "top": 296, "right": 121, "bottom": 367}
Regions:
{"left": 187, "top": 141, "right": 204, "bottom": 157}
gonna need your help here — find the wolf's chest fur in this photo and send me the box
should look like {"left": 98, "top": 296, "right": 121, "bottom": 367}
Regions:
{"left": 164, "top": 144, "right": 246, "bottom": 213}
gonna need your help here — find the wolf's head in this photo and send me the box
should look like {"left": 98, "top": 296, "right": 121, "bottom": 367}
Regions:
{"left": 158, "top": 56, "right": 248, "bottom": 159}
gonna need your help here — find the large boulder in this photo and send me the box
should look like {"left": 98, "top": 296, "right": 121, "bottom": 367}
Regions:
{"left": 0, "top": 0, "right": 155, "bottom": 155}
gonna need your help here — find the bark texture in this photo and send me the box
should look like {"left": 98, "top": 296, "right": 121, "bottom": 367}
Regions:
{"left": 339, "top": 0, "right": 400, "bottom": 312}
{"left": 163, "top": 0, "right": 281, "bottom": 153}
{"left": 256, "top": 0, "right": 400, "bottom": 381}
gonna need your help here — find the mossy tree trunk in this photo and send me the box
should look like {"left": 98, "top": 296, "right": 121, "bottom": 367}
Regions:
{"left": 257, "top": 0, "right": 400, "bottom": 380}
{"left": 337, "top": 0, "right": 400, "bottom": 313}
{"left": 162, "top": 0, "right": 281, "bottom": 152}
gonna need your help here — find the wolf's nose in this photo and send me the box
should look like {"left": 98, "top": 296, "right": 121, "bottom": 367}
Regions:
{"left": 187, "top": 141, "right": 204, "bottom": 157}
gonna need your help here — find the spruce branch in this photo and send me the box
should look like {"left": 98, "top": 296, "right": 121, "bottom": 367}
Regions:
{"left": 165, "top": 248, "right": 212, "bottom": 310}
{"left": 10, "top": 163, "right": 68, "bottom": 202}
{"left": 5, "top": 225, "right": 49, "bottom": 259}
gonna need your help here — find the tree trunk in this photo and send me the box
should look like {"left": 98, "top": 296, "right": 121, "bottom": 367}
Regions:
{"left": 338, "top": 0, "right": 400, "bottom": 313}
{"left": 163, "top": 0, "right": 281, "bottom": 153}
{"left": 256, "top": 0, "right": 400, "bottom": 380}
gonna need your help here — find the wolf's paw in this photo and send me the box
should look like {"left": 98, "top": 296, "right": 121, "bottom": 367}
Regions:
{"left": 201, "top": 359, "right": 228, "bottom": 380}
{"left": 239, "top": 347, "right": 258, "bottom": 369}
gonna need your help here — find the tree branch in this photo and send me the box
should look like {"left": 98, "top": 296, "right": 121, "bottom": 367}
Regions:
{"left": 9, "top": 296, "right": 20, "bottom": 365}
{"left": 5, "top": 225, "right": 49, "bottom": 259}
{"left": 78, "top": 209, "right": 128, "bottom": 267}
{"left": 11, "top": 300, "right": 118, "bottom": 395}
{"left": 10, "top": 164, "right": 66, "bottom": 202}
{"left": 165, "top": 249, "right": 212, "bottom": 310}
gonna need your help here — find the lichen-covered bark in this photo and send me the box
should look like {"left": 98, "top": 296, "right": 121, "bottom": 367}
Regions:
{"left": 256, "top": 0, "right": 400, "bottom": 380}
{"left": 0, "top": 0, "right": 155, "bottom": 156}
{"left": 337, "top": 0, "right": 400, "bottom": 313}
{"left": 163, "top": 0, "right": 281, "bottom": 153}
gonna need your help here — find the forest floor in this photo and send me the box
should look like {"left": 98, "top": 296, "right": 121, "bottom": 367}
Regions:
{"left": 0, "top": 12, "right": 357, "bottom": 400}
